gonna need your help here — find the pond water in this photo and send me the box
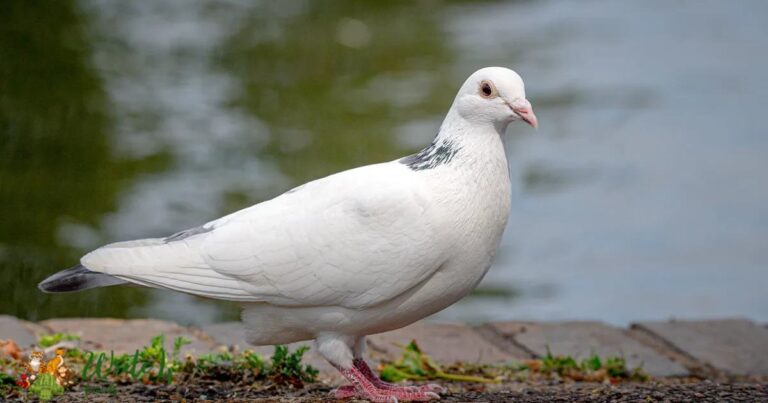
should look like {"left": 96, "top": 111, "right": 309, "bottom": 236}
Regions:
{"left": 1, "top": 0, "right": 767, "bottom": 325}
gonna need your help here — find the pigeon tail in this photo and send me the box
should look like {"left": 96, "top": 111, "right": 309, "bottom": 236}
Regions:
{"left": 38, "top": 264, "right": 127, "bottom": 293}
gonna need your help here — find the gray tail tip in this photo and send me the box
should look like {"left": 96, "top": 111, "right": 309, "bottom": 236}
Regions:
{"left": 38, "top": 264, "right": 127, "bottom": 293}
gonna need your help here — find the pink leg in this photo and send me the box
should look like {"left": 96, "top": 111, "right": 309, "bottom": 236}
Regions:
{"left": 330, "top": 364, "right": 440, "bottom": 402}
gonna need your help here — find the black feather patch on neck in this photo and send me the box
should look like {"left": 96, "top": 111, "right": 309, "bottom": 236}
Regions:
{"left": 400, "top": 138, "right": 461, "bottom": 171}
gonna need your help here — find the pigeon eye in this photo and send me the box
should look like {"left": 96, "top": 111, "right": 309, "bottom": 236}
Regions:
{"left": 480, "top": 81, "right": 495, "bottom": 98}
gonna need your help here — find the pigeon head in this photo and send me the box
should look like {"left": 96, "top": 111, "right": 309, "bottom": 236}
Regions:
{"left": 452, "top": 67, "right": 538, "bottom": 130}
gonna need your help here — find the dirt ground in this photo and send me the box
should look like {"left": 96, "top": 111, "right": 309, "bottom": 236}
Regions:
{"left": 10, "top": 379, "right": 765, "bottom": 402}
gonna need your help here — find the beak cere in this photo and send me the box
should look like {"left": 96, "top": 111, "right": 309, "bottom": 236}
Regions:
{"left": 510, "top": 99, "right": 538, "bottom": 129}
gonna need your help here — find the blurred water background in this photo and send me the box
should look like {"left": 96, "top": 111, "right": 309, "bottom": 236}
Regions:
{"left": 1, "top": 0, "right": 767, "bottom": 325}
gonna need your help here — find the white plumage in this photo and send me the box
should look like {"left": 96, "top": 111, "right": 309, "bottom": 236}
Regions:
{"left": 40, "top": 67, "right": 537, "bottom": 402}
{"left": 83, "top": 162, "right": 441, "bottom": 309}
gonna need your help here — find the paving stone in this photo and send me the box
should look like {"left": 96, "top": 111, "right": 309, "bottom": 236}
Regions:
{"left": 368, "top": 321, "right": 527, "bottom": 365}
{"left": 491, "top": 321, "right": 689, "bottom": 377}
{"left": 201, "top": 321, "right": 525, "bottom": 378}
{"left": 202, "top": 321, "right": 524, "bottom": 380}
{"left": 0, "top": 315, "right": 49, "bottom": 348}
{"left": 633, "top": 319, "right": 768, "bottom": 376}
{"left": 40, "top": 318, "right": 215, "bottom": 356}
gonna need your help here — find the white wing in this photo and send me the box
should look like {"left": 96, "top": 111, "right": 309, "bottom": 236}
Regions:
{"left": 82, "top": 161, "right": 449, "bottom": 309}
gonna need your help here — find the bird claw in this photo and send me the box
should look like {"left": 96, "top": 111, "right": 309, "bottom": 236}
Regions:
{"left": 329, "top": 386, "right": 355, "bottom": 399}
{"left": 425, "top": 392, "right": 441, "bottom": 400}
{"left": 349, "top": 357, "right": 445, "bottom": 397}
{"left": 335, "top": 361, "right": 442, "bottom": 401}
{"left": 425, "top": 383, "right": 447, "bottom": 394}
{"left": 330, "top": 384, "right": 440, "bottom": 402}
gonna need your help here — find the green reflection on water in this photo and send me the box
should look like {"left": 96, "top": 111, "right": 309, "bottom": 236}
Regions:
{"left": 222, "top": 1, "right": 457, "bottom": 187}
{"left": 0, "top": 1, "right": 169, "bottom": 319}
{"left": 1, "top": 1, "right": 508, "bottom": 322}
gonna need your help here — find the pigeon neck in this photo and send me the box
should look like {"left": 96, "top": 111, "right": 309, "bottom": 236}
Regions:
{"left": 437, "top": 108, "right": 509, "bottom": 142}
{"left": 400, "top": 109, "right": 508, "bottom": 172}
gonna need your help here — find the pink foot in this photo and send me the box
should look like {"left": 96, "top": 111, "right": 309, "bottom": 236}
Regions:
{"left": 334, "top": 364, "right": 441, "bottom": 402}
{"left": 332, "top": 385, "right": 443, "bottom": 400}
{"left": 329, "top": 385, "right": 358, "bottom": 399}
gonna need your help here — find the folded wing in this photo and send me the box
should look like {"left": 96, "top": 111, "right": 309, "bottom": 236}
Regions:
{"left": 81, "top": 162, "right": 448, "bottom": 309}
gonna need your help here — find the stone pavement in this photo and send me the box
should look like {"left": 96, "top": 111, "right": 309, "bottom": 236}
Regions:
{"left": 2, "top": 315, "right": 767, "bottom": 380}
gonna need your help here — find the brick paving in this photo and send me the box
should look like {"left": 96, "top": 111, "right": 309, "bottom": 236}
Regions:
{"left": 2, "top": 316, "right": 767, "bottom": 379}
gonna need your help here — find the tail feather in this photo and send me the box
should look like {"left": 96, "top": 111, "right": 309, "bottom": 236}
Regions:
{"left": 38, "top": 264, "right": 127, "bottom": 293}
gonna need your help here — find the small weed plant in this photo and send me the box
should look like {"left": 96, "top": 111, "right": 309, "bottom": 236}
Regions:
{"left": 520, "top": 347, "right": 650, "bottom": 383}
{"left": 28, "top": 333, "right": 318, "bottom": 388}
{"left": 38, "top": 332, "right": 80, "bottom": 348}
{"left": 380, "top": 340, "right": 650, "bottom": 384}
{"left": 380, "top": 341, "right": 497, "bottom": 383}
{"left": 187, "top": 345, "right": 317, "bottom": 387}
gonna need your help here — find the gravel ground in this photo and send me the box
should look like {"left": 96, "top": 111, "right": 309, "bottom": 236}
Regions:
{"left": 7, "top": 380, "right": 765, "bottom": 402}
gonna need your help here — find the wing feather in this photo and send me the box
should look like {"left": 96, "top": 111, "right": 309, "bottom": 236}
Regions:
{"left": 202, "top": 162, "right": 447, "bottom": 308}
{"left": 83, "top": 162, "right": 448, "bottom": 308}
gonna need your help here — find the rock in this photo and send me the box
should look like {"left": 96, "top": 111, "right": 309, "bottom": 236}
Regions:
{"left": 368, "top": 321, "right": 527, "bottom": 365}
{"left": 633, "top": 319, "right": 768, "bottom": 376}
{"left": 0, "top": 315, "right": 48, "bottom": 348}
{"left": 40, "top": 318, "right": 215, "bottom": 356}
{"left": 491, "top": 321, "right": 689, "bottom": 377}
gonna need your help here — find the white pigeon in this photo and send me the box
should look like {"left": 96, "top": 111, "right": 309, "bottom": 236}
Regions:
{"left": 39, "top": 67, "right": 537, "bottom": 402}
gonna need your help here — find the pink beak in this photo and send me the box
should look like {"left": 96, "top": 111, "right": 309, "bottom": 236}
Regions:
{"left": 510, "top": 99, "right": 538, "bottom": 129}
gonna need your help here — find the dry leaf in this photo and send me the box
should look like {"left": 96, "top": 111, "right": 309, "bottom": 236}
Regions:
{"left": 0, "top": 339, "right": 22, "bottom": 360}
